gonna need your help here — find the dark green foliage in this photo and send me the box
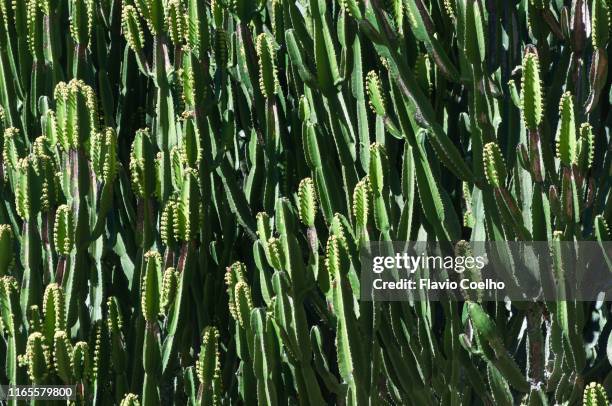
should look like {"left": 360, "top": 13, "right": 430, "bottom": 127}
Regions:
{"left": 0, "top": 1, "right": 609, "bottom": 405}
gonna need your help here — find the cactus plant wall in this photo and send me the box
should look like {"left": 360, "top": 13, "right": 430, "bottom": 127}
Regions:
{"left": 0, "top": 0, "right": 610, "bottom": 404}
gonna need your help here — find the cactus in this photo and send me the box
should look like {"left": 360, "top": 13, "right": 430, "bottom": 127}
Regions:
{"left": 0, "top": 1, "right": 607, "bottom": 405}
{"left": 583, "top": 382, "right": 609, "bottom": 405}
{"left": 0, "top": 225, "right": 13, "bottom": 274}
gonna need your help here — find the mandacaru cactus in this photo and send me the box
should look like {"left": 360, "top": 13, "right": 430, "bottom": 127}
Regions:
{"left": 0, "top": 1, "right": 608, "bottom": 405}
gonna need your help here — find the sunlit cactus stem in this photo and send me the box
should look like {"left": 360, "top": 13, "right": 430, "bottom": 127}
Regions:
{"left": 298, "top": 177, "right": 318, "bottom": 252}
{"left": 53, "top": 204, "right": 74, "bottom": 283}
{"left": 0, "top": 276, "right": 22, "bottom": 389}
{"left": 53, "top": 330, "right": 73, "bottom": 383}
{"left": 23, "top": 332, "right": 51, "bottom": 384}
{"left": 196, "top": 326, "right": 221, "bottom": 405}
{"left": 141, "top": 251, "right": 162, "bottom": 406}
{"left": 583, "top": 382, "right": 609, "bottom": 405}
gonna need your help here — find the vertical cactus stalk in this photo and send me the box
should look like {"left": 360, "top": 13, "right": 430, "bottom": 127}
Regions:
{"left": 141, "top": 251, "right": 162, "bottom": 406}
{"left": 196, "top": 326, "right": 221, "bottom": 405}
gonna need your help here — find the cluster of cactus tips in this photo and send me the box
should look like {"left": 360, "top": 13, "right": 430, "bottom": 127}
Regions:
{"left": 0, "top": 0, "right": 609, "bottom": 404}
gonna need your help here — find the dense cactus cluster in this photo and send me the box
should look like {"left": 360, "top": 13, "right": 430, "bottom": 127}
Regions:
{"left": 0, "top": 0, "right": 610, "bottom": 405}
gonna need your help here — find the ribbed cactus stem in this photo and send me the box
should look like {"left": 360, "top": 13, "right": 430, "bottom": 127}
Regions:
{"left": 122, "top": 5, "right": 145, "bottom": 53}
{"left": 165, "top": 0, "right": 186, "bottom": 46}
{"left": 483, "top": 142, "right": 507, "bottom": 188}
{"left": 521, "top": 51, "right": 544, "bottom": 131}
{"left": 234, "top": 281, "right": 253, "bottom": 329}
{"left": 142, "top": 251, "right": 162, "bottom": 323}
{"left": 53, "top": 330, "right": 73, "bottom": 383}
{"left": 297, "top": 177, "right": 317, "bottom": 228}
{"left": 196, "top": 326, "right": 221, "bottom": 387}
{"left": 71, "top": 341, "right": 89, "bottom": 382}
{"left": 352, "top": 177, "right": 371, "bottom": 230}
{"left": 577, "top": 123, "right": 595, "bottom": 171}
{"left": 256, "top": 212, "right": 272, "bottom": 243}
{"left": 0, "top": 224, "right": 13, "bottom": 274}
{"left": 69, "top": 0, "right": 93, "bottom": 46}
{"left": 366, "top": 71, "right": 387, "bottom": 117}
{"left": 583, "top": 382, "right": 609, "bottom": 405}
{"left": 556, "top": 92, "right": 577, "bottom": 166}
{"left": 160, "top": 267, "right": 179, "bottom": 315}
{"left": 42, "top": 283, "right": 65, "bottom": 340}
{"left": 256, "top": 33, "right": 279, "bottom": 98}
{"left": 266, "top": 237, "right": 284, "bottom": 270}
{"left": 25, "top": 332, "right": 50, "bottom": 384}
{"left": 53, "top": 205, "right": 74, "bottom": 256}
{"left": 592, "top": 0, "right": 610, "bottom": 48}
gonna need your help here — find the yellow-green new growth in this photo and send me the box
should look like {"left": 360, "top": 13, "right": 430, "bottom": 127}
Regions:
{"left": 266, "top": 237, "right": 284, "bottom": 270}
{"left": 3, "top": 127, "right": 21, "bottom": 170}
{"left": 583, "top": 382, "right": 609, "bottom": 406}
{"left": 326, "top": 234, "right": 348, "bottom": 283}
{"left": 174, "top": 168, "right": 200, "bottom": 241}
{"left": 592, "top": 0, "right": 610, "bottom": 48}
{"left": 256, "top": 212, "right": 272, "bottom": 242}
{"left": 160, "top": 267, "right": 179, "bottom": 315}
{"left": 15, "top": 158, "right": 32, "bottom": 220}
{"left": 483, "top": 142, "right": 507, "bottom": 188}
{"left": 53, "top": 80, "right": 99, "bottom": 150}
{"left": 160, "top": 199, "right": 178, "bottom": 248}
{"left": 352, "top": 177, "right": 371, "bottom": 229}
{"left": 129, "top": 128, "right": 156, "bottom": 198}
{"left": 24, "top": 332, "right": 50, "bottom": 383}
{"left": 366, "top": 71, "right": 387, "bottom": 116}
{"left": 53, "top": 330, "right": 73, "bottom": 383}
{"left": 234, "top": 281, "right": 253, "bottom": 328}
{"left": 43, "top": 283, "right": 66, "bottom": 335}
{"left": 142, "top": 250, "right": 162, "bottom": 323}
{"left": 520, "top": 52, "right": 544, "bottom": 131}
{"left": 256, "top": 33, "right": 279, "bottom": 98}
{"left": 196, "top": 326, "right": 221, "bottom": 388}
{"left": 165, "top": 0, "right": 186, "bottom": 45}
{"left": 556, "top": 91, "right": 577, "bottom": 165}
{"left": 91, "top": 127, "right": 118, "bottom": 182}
{"left": 122, "top": 5, "right": 145, "bottom": 53}
{"left": 54, "top": 205, "right": 74, "bottom": 256}
{"left": 225, "top": 262, "right": 246, "bottom": 320}
{"left": 33, "top": 152, "right": 59, "bottom": 213}
{"left": 369, "top": 143, "right": 388, "bottom": 194}
{"left": 298, "top": 177, "right": 317, "bottom": 227}
{"left": 121, "top": 393, "right": 141, "bottom": 406}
